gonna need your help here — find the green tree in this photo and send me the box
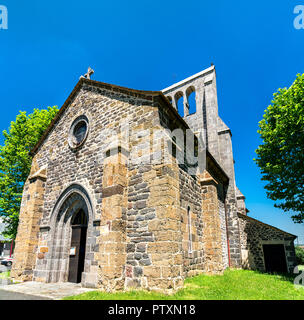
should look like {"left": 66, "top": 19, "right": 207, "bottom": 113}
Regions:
{"left": 0, "top": 106, "right": 59, "bottom": 239}
{"left": 255, "top": 74, "right": 304, "bottom": 223}
{"left": 295, "top": 246, "right": 304, "bottom": 265}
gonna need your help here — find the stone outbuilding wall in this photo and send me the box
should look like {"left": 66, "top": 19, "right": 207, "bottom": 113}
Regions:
{"left": 238, "top": 213, "right": 297, "bottom": 273}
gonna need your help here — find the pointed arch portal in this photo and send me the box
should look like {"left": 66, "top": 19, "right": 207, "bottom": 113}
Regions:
{"left": 47, "top": 184, "right": 94, "bottom": 284}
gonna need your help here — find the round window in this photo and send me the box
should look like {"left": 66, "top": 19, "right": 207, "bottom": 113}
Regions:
{"left": 73, "top": 121, "right": 87, "bottom": 144}
{"left": 68, "top": 116, "right": 89, "bottom": 149}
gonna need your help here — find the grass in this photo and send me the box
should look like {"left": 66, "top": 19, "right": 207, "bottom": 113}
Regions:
{"left": 0, "top": 271, "right": 10, "bottom": 279}
{"left": 64, "top": 269, "right": 304, "bottom": 300}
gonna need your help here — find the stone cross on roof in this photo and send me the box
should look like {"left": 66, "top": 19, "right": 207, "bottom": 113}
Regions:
{"left": 80, "top": 67, "right": 94, "bottom": 80}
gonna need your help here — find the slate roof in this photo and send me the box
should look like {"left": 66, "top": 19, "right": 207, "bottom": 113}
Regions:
{"left": 237, "top": 212, "right": 297, "bottom": 239}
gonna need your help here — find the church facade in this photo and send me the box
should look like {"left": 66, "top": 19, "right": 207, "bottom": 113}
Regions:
{"left": 11, "top": 66, "right": 297, "bottom": 292}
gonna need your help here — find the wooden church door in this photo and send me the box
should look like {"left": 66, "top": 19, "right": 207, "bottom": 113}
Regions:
{"left": 68, "top": 209, "right": 88, "bottom": 283}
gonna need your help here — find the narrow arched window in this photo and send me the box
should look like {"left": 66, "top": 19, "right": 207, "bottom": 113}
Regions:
{"left": 186, "top": 86, "right": 196, "bottom": 115}
{"left": 188, "top": 206, "right": 193, "bottom": 253}
{"left": 175, "top": 92, "right": 184, "bottom": 117}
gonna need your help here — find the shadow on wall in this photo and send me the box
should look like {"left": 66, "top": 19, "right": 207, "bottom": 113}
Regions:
{"left": 241, "top": 221, "right": 263, "bottom": 272}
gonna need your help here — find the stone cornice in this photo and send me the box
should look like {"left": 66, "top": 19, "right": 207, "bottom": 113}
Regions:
{"left": 161, "top": 65, "right": 215, "bottom": 93}
{"left": 29, "top": 174, "right": 47, "bottom": 182}
{"left": 199, "top": 176, "right": 218, "bottom": 186}
{"left": 206, "top": 150, "right": 229, "bottom": 186}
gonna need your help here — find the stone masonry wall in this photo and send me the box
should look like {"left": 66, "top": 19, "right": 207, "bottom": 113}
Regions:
{"left": 11, "top": 157, "right": 46, "bottom": 281}
{"left": 179, "top": 168, "right": 204, "bottom": 277}
{"left": 162, "top": 67, "right": 242, "bottom": 270}
{"left": 238, "top": 214, "right": 297, "bottom": 273}
{"left": 12, "top": 77, "right": 254, "bottom": 292}
{"left": 12, "top": 82, "right": 194, "bottom": 291}
{"left": 199, "top": 170, "right": 225, "bottom": 274}
{"left": 12, "top": 83, "right": 157, "bottom": 286}
{"left": 218, "top": 195, "right": 229, "bottom": 269}
{"left": 97, "top": 150, "right": 128, "bottom": 291}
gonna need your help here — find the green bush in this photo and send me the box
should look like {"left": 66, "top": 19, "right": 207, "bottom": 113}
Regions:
{"left": 295, "top": 246, "right": 304, "bottom": 265}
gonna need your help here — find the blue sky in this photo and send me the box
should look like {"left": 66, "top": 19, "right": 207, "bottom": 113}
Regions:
{"left": 0, "top": 0, "right": 304, "bottom": 241}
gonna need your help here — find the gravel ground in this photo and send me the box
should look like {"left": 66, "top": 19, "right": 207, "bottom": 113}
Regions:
{"left": 0, "top": 290, "right": 52, "bottom": 300}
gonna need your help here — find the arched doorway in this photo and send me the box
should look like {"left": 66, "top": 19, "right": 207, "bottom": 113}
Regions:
{"left": 68, "top": 209, "right": 88, "bottom": 283}
{"left": 46, "top": 184, "right": 94, "bottom": 284}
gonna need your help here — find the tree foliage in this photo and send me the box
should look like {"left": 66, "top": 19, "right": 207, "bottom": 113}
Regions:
{"left": 0, "top": 106, "right": 59, "bottom": 239}
{"left": 295, "top": 246, "right": 304, "bottom": 265}
{"left": 255, "top": 74, "right": 304, "bottom": 223}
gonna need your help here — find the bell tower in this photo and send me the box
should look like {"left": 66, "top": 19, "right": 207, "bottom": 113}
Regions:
{"left": 162, "top": 65, "right": 243, "bottom": 268}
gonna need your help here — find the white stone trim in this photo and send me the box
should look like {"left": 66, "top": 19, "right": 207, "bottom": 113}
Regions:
{"left": 161, "top": 66, "right": 215, "bottom": 93}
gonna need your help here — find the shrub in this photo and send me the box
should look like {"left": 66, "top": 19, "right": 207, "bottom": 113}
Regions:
{"left": 295, "top": 246, "right": 304, "bottom": 265}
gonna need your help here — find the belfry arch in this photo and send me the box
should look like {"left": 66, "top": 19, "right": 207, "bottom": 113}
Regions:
{"left": 175, "top": 91, "right": 185, "bottom": 117}
{"left": 186, "top": 86, "right": 196, "bottom": 115}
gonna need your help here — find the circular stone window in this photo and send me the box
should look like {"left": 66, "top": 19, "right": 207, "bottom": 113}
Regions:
{"left": 68, "top": 115, "right": 89, "bottom": 149}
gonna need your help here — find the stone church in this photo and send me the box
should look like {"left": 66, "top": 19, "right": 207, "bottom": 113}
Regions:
{"left": 11, "top": 65, "right": 297, "bottom": 292}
